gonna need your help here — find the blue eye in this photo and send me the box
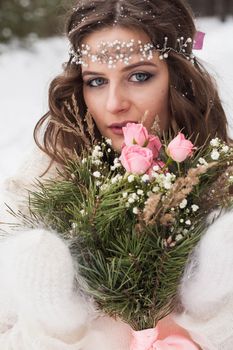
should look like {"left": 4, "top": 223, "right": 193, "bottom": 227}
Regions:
{"left": 130, "top": 72, "right": 152, "bottom": 82}
{"left": 86, "top": 77, "right": 107, "bottom": 87}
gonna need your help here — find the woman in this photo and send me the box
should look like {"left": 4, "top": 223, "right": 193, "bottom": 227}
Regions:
{"left": 0, "top": 0, "right": 232, "bottom": 349}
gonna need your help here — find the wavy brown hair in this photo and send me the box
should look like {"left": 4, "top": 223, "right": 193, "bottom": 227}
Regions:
{"left": 34, "top": 0, "right": 231, "bottom": 166}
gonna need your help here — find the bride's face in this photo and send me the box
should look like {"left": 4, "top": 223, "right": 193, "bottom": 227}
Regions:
{"left": 82, "top": 26, "right": 170, "bottom": 152}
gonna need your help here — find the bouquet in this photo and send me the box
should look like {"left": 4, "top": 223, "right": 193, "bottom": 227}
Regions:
{"left": 20, "top": 113, "right": 233, "bottom": 331}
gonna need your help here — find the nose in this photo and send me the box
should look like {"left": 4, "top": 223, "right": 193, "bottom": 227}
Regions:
{"left": 105, "top": 83, "right": 130, "bottom": 114}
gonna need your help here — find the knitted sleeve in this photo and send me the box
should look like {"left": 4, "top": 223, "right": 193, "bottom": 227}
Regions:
{"left": 0, "top": 146, "right": 60, "bottom": 226}
{"left": 0, "top": 229, "right": 91, "bottom": 350}
{"left": 174, "top": 210, "right": 233, "bottom": 350}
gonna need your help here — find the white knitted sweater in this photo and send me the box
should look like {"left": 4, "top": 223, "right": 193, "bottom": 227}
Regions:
{"left": 1, "top": 147, "right": 233, "bottom": 350}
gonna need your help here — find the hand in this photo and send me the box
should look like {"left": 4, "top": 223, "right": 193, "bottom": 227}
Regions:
{"left": 174, "top": 210, "right": 233, "bottom": 349}
{"left": 179, "top": 210, "right": 233, "bottom": 315}
{"left": 0, "top": 229, "right": 95, "bottom": 339}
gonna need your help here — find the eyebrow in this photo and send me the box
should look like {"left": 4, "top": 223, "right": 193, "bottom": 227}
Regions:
{"left": 82, "top": 61, "right": 158, "bottom": 77}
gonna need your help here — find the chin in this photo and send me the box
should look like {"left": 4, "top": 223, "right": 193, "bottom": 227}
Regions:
{"left": 111, "top": 138, "right": 124, "bottom": 153}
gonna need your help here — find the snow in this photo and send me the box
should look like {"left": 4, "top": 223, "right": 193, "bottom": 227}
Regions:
{"left": 0, "top": 17, "right": 233, "bottom": 182}
{"left": 0, "top": 37, "right": 68, "bottom": 179}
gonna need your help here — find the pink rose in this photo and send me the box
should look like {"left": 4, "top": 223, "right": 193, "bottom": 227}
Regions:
{"left": 147, "top": 135, "right": 162, "bottom": 158}
{"left": 167, "top": 133, "right": 195, "bottom": 162}
{"left": 119, "top": 145, "right": 153, "bottom": 174}
{"left": 123, "top": 123, "right": 148, "bottom": 146}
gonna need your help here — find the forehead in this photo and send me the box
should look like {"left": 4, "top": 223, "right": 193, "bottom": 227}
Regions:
{"left": 82, "top": 26, "right": 151, "bottom": 48}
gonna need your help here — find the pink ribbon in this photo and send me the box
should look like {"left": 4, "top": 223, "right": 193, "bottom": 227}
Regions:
{"left": 131, "top": 327, "right": 199, "bottom": 350}
{"left": 193, "top": 31, "right": 205, "bottom": 50}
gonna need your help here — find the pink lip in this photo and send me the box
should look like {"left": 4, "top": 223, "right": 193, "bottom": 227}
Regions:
{"left": 109, "top": 120, "right": 138, "bottom": 128}
{"left": 108, "top": 121, "right": 138, "bottom": 136}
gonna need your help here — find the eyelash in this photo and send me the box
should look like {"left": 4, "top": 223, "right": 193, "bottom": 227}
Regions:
{"left": 85, "top": 72, "right": 153, "bottom": 88}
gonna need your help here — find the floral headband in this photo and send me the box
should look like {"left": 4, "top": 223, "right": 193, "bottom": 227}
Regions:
{"left": 69, "top": 31, "right": 205, "bottom": 69}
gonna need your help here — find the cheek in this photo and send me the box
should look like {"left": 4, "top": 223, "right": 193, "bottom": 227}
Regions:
{"left": 156, "top": 88, "right": 169, "bottom": 112}
{"left": 139, "top": 86, "right": 169, "bottom": 116}
{"left": 83, "top": 88, "right": 102, "bottom": 125}
{"left": 135, "top": 71, "right": 169, "bottom": 110}
{"left": 150, "top": 73, "right": 170, "bottom": 115}
{"left": 141, "top": 85, "right": 170, "bottom": 131}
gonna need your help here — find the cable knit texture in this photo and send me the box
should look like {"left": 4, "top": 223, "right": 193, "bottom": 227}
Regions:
{"left": 0, "top": 146, "right": 59, "bottom": 226}
{"left": 174, "top": 210, "right": 233, "bottom": 349}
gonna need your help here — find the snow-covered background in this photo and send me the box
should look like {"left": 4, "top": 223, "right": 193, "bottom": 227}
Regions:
{"left": 0, "top": 17, "right": 233, "bottom": 182}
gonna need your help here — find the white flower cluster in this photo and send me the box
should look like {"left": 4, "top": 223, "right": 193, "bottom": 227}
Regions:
{"left": 93, "top": 171, "right": 101, "bottom": 178}
{"left": 198, "top": 157, "right": 208, "bottom": 166}
{"left": 163, "top": 199, "right": 200, "bottom": 248}
{"left": 128, "top": 175, "right": 135, "bottom": 183}
{"left": 90, "top": 142, "right": 125, "bottom": 190}
{"left": 122, "top": 190, "right": 141, "bottom": 214}
{"left": 191, "top": 204, "right": 199, "bottom": 212}
{"left": 99, "top": 183, "right": 109, "bottom": 191}
{"left": 127, "top": 193, "right": 139, "bottom": 204}
{"left": 91, "top": 141, "right": 116, "bottom": 187}
{"left": 141, "top": 174, "right": 150, "bottom": 182}
{"left": 96, "top": 173, "right": 123, "bottom": 190}
{"left": 210, "top": 138, "right": 231, "bottom": 161}
{"left": 153, "top": 172, "right": 176, "bottom": 190}
{"left": 196, "top": 138, "right": 231, "bottom": 166}
{"left": 229, "top": 175, "right": 233, "bottom": 184}
{"left": 178, "top": 202, "right": 199, "bottom": 224}
{"left": 111, "top": 174, "right": 123, "bottom": 184}
{"left": 211, "top": 149, "right": 220, "bottom": 161}
{"left": 91, "top": 145, "right": 104, "bottom": 165}
{"left": 122, "top": 186, "right": 148, "bottom": 214}
{"left": 123, "top": 170, "right": 178, "bottom": 215}
{"left": 179, "top": 199, "right": 199, "bottom": 212}
{"left": 210, "top": 138, "right": 220, "bottom": 148}
{"left": 179, "top": 198, "right": 187, "bottom": 209}
{"left": 105, "top": 138, "right": 112, "bottom": 146}
{"left": 110, "top": 157, "right": 122, "bottom": 171}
